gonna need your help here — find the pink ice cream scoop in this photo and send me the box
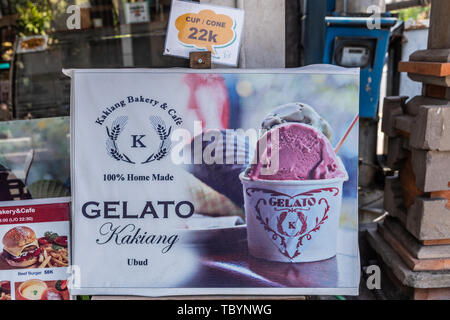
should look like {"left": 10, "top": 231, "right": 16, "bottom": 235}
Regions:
{"left": 248, "top": 123, "right": 346, "bottom": 180}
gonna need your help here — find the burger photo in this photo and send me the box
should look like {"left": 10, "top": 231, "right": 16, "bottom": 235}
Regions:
{"left": 0, "top": 281, "right": 11, "bottom": 300}
{"left": 2, "top": 226, "right": 41, "bottom": 268}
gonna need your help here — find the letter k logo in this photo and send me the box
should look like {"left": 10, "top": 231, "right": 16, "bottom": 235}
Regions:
{"left": 131, "top": 135, "right": 146, "bottom": 148}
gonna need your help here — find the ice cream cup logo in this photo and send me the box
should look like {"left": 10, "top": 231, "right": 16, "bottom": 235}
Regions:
{"left": 175, "top": 10, "right": 236, "bottom": 55}
{"left": 240, "top": 173, "right": 348, "bottom": 263}
{"left": 272, "top": 207, "right": 308, "bottom": 237}
{"left": 247, "top": 187, "right": 337, "bottom": 260}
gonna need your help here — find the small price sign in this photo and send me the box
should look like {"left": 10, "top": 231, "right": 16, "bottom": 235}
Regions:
{"left": 165, "top": 0, "right": 244, "bottom": 66}
{"left": 125, "top": 2, "right": 149, "bottom": 24}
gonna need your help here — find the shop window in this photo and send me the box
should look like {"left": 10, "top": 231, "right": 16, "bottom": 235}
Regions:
{"left": 0, "top": 0, "right": 189, "bottom": 120}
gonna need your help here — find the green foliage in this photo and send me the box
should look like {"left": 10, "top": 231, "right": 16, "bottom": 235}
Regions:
{"left": 15, "top": 0, "right": 52, "bottom": 36}
{"left": 393, "top": 5, "right": 430, "bottom": 22}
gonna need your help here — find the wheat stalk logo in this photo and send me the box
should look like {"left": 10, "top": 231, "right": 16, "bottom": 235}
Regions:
{"left": 105, "top": 116, "right": 135, "bottom": 164}
{"left": 142, "top": 116, "right": 172, "bottom": 164}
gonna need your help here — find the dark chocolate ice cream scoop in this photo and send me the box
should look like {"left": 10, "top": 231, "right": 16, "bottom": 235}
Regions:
{"left": 183, "top": 129, "right": 254, "bottom": 208}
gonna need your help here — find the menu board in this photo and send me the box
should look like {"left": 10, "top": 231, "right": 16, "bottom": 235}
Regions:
{"left": 67, "top": 67, "right": 360, "bottom": 296}
{"left": 0, "top": 198, "right": 71, "bottom": 300}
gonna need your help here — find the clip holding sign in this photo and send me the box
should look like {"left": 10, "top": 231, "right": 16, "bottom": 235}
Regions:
{"left": 189, "top": 51, "right": 211, "bottom": 69}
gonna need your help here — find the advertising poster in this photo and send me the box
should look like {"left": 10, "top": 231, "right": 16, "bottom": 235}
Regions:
{"left": 125, "top": 2, "right": 150, "bottom": 24}
{"left": 0, "top": 197, "right": 71, "bottom": 300}
{"left": 68, "top": 66, "right": 360, "bottom": 296}
{"left": 165, "top": 0, "right": 244, "bottom": 66}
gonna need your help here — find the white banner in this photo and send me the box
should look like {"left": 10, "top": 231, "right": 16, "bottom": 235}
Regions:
{"left": 125, "top": 2, "right": 150, "bottom": 24}
{"left": 67, "top": 67, "right": 360, "bottom": 296}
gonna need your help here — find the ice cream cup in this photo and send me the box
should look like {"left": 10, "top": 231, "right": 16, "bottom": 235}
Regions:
{"left": 239, "top": 169, "right": 348, "bottom": 263}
